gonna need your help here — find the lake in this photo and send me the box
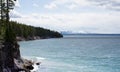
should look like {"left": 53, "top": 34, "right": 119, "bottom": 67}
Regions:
{"left": 19, "top": 34, "right": 120, "bottom": 72}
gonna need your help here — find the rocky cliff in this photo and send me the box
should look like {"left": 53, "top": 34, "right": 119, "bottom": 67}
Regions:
{"left": 0, "top": 40, "right": 34, "bottom": 72}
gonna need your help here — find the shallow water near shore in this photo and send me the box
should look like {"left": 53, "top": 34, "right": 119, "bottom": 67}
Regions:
{"left": 19, "top": 34, "right": 120, "bottom": 72}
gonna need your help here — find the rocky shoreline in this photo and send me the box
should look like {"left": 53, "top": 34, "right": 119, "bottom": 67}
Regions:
{"left": 16, "top": 36, "right": 41, "bottom": 41}
{"left": 14, "top": 58, "right": 41, "bottom": 72}
{"left": 2, "top": 57, "right": 40, "bottom": 72}
{"left": 0, "top": 39, "right": 41, "bottom": 72}
{"left": 11, "top": 36, "right": 62, "bottom": 72}
{"left": 16, "top": 36, "right": 62, "bottom": 41}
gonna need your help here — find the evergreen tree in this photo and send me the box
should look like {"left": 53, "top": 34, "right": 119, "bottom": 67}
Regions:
{"left": 0, "top": 0, "right": 17, "bottom": 71}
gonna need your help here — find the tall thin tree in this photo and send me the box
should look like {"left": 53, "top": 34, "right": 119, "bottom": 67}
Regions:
{"left": 0, "top": 0, "right": 17, "bottom": 71}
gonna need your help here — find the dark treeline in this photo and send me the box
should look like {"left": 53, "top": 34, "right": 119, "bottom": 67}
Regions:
{"left": 0, "top": 20, "right": 63, "bottom": 40}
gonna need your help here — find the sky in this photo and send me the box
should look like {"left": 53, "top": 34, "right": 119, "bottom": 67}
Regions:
{"left": 10, "top": 0, "right": 120, "bottom": 34}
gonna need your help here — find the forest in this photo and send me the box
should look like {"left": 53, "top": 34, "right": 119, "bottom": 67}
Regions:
{"left": 0, "top": 20, "right": 63, "bottom": 41}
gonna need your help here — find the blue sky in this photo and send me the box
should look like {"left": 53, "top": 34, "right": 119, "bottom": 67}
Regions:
{"left": 11, "top": 0, "right": 120, "bottom": 34}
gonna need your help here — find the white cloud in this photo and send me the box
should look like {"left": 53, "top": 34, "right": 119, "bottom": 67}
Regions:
{"left": 88, "top": 0, "right": 120, "bottom": 11}
{"left": 44, "top": 3, "right": 57, "bottom": 9}
{"left": 33, "top": 3, "right": 39, "bottom": 7}
{"left": 11, "top": 12, "right": 120, "bottom": 34}
{"left": 10, "top": 10, "right": 22, "bottom": 18}
{"left": 14, "top": 0, "right": 21, "bottom": 8}
{"left": 44, "top": 0, "right": 120, "bottom": 11}
{"left": 66, "top": 4, "right": 78, "bottom": 10}
{"left": 44, "top": 0, "right": 92, "bottom": 10}
{"left": 11, "top": 0, "right": 120, "bottom": 34}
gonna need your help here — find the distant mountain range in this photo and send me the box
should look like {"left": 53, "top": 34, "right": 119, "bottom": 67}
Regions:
{"left": 61, "top": 31, "right": 83, "bottom": 35}
{"left": 61, "top": 31, "right": 120, "bottom": 35}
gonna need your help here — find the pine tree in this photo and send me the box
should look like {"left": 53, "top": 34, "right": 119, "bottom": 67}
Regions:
{"left": 0, "top": 0, "right": 18, "bottom": 71}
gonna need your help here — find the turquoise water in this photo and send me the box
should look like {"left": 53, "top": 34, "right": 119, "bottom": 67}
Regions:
{"left": 19, "top": 35, "right": 120, "bottom": 72}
